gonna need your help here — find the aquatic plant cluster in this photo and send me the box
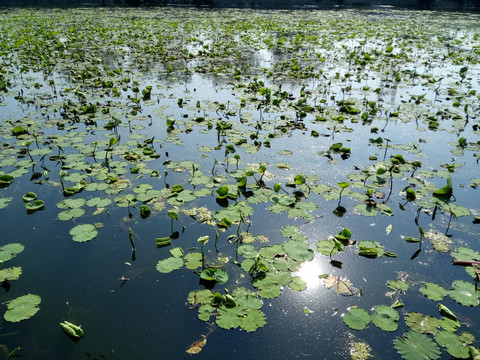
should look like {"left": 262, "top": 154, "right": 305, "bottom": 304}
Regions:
{"left": 0, "top": 7, "right": 479, "bottom": 359}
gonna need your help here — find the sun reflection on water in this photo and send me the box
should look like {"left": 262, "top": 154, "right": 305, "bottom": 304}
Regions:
{"left": 294, "top": 260, "right": 324, "bottom": 290}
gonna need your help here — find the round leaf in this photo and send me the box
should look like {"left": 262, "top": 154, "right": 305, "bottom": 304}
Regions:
{"left": 4, "top": 294, "right": 41, "bottom": 322}
{"left": 69, "top": 224, "right": 98, "bottom": 243}
{"left": 343, "top": 307, "right": 371, "bottom": 330}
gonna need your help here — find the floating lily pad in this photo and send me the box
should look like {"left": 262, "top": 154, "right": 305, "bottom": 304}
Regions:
{"left": 0, "top": 267, "right": 22, "bottom": 281}
{"left": 0, "top": 197, "right": 11, "bottom": 209}
{"left": 282, "top": 241, "right": 314, "bottom": 262}
{"left": 69, "top": 224, "right": 98, "bottom": 243}
{"left": 435, "top": 331, "right": 470, "bottom": 359}
{"left": 0, "top": 243, "right": 25, "bottom": 263}
{"left": 4, "top": 294, "right": 41, "bottom": 322}
{"left": 58, "top": 208, "right": 85, "bottom": 221}
{"left": 405, "top": 312, "right": 441, "bottom": 334}
{"left": 200, "top": 268, "right": 228, "bottom": 284}
{"left": 343, "top": 308, "right": 371, "bottom": 330}
{"left": 25, "top": 200, "right": 45, "bottom": 211}
{"left": 22, "top": 192, "right": 37, "bottom": 202}
{"left": 240, "top": 309, "right": 266, "bottom": 332}
{"left": 394, "top": 331, "right": 441, "bottom": 360}
{"left": 420, "top": 283, "right": 447, "bottom": 301}
{"left": 387, "top": 280, "right": 409, "bottom": 292}
{"left": 156, "top": 257, "right": 184, "bottom": 273}
{"left": 372, "top": 305, "right": 399, "bottom": 332}
{"left": 449, "top": 280, "right": 480, "bottom": 306}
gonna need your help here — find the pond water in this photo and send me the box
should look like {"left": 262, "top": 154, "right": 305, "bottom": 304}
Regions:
{"left": 0, "top": 7, "right": 479, "bottom": 360}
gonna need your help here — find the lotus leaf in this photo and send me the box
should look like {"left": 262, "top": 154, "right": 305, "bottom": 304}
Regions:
{"left": 358, "top": 241, "right": 385, "bottom": 257}
{"left": 0, "top": 197, "right": 11, "bottom": 209}
{"left": 197, "top": 304, "right": 214, "bottom": 322}
{"left": 452, "top": 247, "right": 480, "bottom": 262}
{"left": 372, "top": 305, "right": 399, "bottom": 332}
{"left": 25, "top": 200, "right": 45, "bottom": 211}
{"left": 4, "top": 294, "right": 41, "bottom": 322}
{"left": 238, "top": 245, "right": 257, "bottom": 259}
{"left": 184, "top": 253, "right": 202, "bottom": 270}
{"left": 0, "top": 243, "right": 24, "bottom": 262}
{"left": 236, "top": 295, "right": 263, "bottom": 310}
{"left": 188, "top": 289, "right": 213, "bottom": 305}
{"left": 343, "top": 308, "right": 371, "bottom": 330}
{"left": 86, "top": 197, "right": 112, "bottom": 207}
{"left": 282, "top": 241, "right": 314, "bottom": 262}
{"left": 449, "top": 280, "right": 480, "bottom": 306}
{"left": 69, "top": 224, "right": 98, "bottom": 243}
{"left": 0, "top": 267, "right": 22, "bottom": 281}
{"left": 387, "top": 280, "right": 409, "bottom": 292}
{"left": 394, "top": 331, "right": 441, "bottom": 360}
{"left": 240, "top": 309, "right": 266, "bottom": 332}
{"left": 216, "top": 306, "right": 244, "bottom": 329}
{"left": 57, "top": 198, "right": 86, "bottom": 209}
{"left": 405, "top": 312, "right": 441, "bottom": 334}
{"left": 289, "top": 276, "right": 307, "bottom": 291}
{"left": 156, "top": 257, "right": 184, "bottom": 273}
{"left": 316, "top": 239, "right": 341, "bottom": 256}
{"left": 58, "top": 208, "right": 85, "bottom": 221}
{"left": 200, "top": 268, "right": 228, "bottom": 284}
{"left": 435, "top": 331, "right": 470, "bottom": 359}
{"left": 420, "top": 283, "right": 447, "bottom": 301}
{"left": 169, "top": 247, "right": 184, "bottom": 258}
{"left": 22, "top": 192, "right": 37, "bottom": 202}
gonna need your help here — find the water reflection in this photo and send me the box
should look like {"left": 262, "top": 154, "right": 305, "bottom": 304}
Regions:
{"left": 293, "top": 259, "right": 324, "bottom": 289}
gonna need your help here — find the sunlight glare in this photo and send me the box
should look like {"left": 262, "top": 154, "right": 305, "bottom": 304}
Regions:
{"left": 294, "top": 260, "right": 323, "bottom": 289}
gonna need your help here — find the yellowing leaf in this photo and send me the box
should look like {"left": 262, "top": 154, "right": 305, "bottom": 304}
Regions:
{"left": 186, "top": 338, "right": 206, "bottom": 354}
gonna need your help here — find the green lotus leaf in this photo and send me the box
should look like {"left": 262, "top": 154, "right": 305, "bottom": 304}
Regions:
{"left": 0, "top": 197, "right": 11, "bottom": 209}
{"left": 372, "top": 305, "right": 399, "bottom": 332}
{"left": 25, "top": 200, "right": 45, "bottom": 211}
{"left": 439, "top": 316, "right": 460, "bottom": 332}
{"left": 281, "top": 225, "right": 300, "bottom": 238}
{"left": 237, "top": 245, "right": 257, "bottom": 259}
{"left": 405, "top": 312, "right": 441, "bottom": 334}
{"left": 0, "top": 243, "right": 25, "bottom": 263}
{"left": 4, "top": 294, "right": 41, "bottom": 322}
{"left": 213, "top": 201, "right": 253, "bottom": 223}
{"left": 56, "top": 198, "right": 86, "bottom": 209}
{"left": 156, "top": 257, "right": 184, "bottom": 273}
{"left": 451, "top": 247, "right": 480, "bottom": 262}
{"left": 420, "top": 283, "right": 447, "bottom": 301}
{"left": 216, "top": 306, "right": 244, "bottom": 329}
{"left": 343, "top": 308, "right": 371, "bottom": 330}
{"left": 187, "top": 289, "right": 213, "bottom": 305}
{"left": 69, "top": 224, "right": 98, "bottom": 243}
{"left": 358, "top": 240, "right": 385, "bottom": 257}
{"left": 0, "top": 267, "right": 22, "bottom": 281}
{"left": 394, "top": 331, "right": 441, "bottom": 360}
{"left": 86, "top": 197, "right": 112, "bottom": 207}
{"left": 387, "top": 280, "right": 409, "bottom": 292}
{"left": 354, "top": 203, "right": 378, "bottom": 216}
{"left": 200, "top": 268, "right": 228, "bottom": 284}
{"left": 22, "top": 192, "right": 37, "bottom": 202}
{"left": 0, "top": 175, "right": 14, "bottom": 184}
{"left": 236, "top": 295, "right": 263, "bottom": 310}
{"left": 282, "top": 241, "right": 314, "bottom": 262}
{"left": 169, "top": 247, "right": 184, "bottom": 258}
{"left": 197, "top": 304, "right": 214, "bottom": 322}
{"left": 289, "top": 276, "right": 307, "bottom": 291}
{"left": 449, "top": 280, "right": 480, "bottom": 306}
{"left": 258, "top": 244, "right": 284, "bottom": 259}
{"left": 58, "top": 208, "right": 85, "bottom": 221}
{"left": 316, "top": 239, "right": 341, "bottom": 256}
{"left": 435, "top": 331, "right": 470, "bottom": 359}
{"left": 184, "top": 252, "right": 202, "bottom": 270}
{"left": 240, "top": 309, "right": 266, "bottom": 332}
{"left": 258, "top": 286, "right": 282, "bottom": 299}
